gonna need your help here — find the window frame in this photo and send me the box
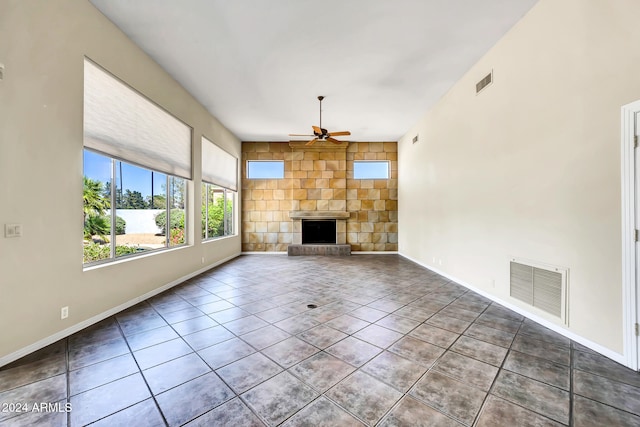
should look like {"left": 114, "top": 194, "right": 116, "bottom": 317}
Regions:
{"left": 201, "top": 181, "right": 236, "bottom": 241}
{"left": 353, "top": 160, "right": 390, "bottom": 180}
{"left": 246, "top": 160, "right": 285, "bottom": 179}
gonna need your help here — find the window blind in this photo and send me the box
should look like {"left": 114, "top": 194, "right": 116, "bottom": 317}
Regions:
{"left": 201, "top": 137, "right": 238, "bottom": 191}
{"left": 83, "top": 59, "right": 192, "bottom": 179}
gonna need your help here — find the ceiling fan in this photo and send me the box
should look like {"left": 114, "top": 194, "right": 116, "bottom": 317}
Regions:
{"left": 289, "top": 96, "right": 351, "bottom": 146}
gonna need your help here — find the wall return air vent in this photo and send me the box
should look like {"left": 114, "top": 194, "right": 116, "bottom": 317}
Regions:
{"left": 510, "top": 258, "right": 568, "bottom": 325}
{"left": 476, "top": 71, "right": 493, "bottom": 93}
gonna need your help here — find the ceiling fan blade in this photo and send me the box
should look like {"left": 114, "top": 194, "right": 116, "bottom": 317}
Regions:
{"left": 289, "top": 134, "right": 315, "bottom": 137}
{"left": 305, "top": 138, "right": 319, "bottom": 146}
{"left": 328, "top": 131, "right": 351, "bottom": 136}
{"left": 326, "top": 137, "right": 343, "bottom": 144}
{"left": 312, "top": 125, "right": 322, "bottom": 135}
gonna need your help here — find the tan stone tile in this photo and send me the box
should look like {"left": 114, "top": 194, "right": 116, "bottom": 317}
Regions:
{"left": 374, "top": 200, "right": 386, "bottom": 211}
{"left": 357, "top": 142, "right": 369, "bottom": 152}
{"left": 330, "top": 178, "right": 346, "bottom": 189}
{"left": 388, "top": 233, "right": 398, "bottom": 244}
{"left": 386, "top": 152, "right": 397, "bottom": 161}
{"left": 335, "top": 152, "right": 346, "bottom": 161}
{"left": 372, "top": 233, "right": 388, "bottom": 243}
{"left": 379, "top": 189, "right": 389, "bottom": 199}
{"left": 317, "top": 200, "right": 329, "bottom": 210}
{"left": 267, "top": 180, "right": 278, "bottom": 190}
{"left": 254, "top": 180, "right": 267, "bottom": 190}
{"left": 329, "top": 200, "right": 346, "bottom": 211}
{"left": 267, "top": 222, "right": 279, "bottom": 233}
{"left": 390, "top": 160, "right": 398, "bottom": 171}
{"left": 376, "top": 153, "right": 388, "bottom": 160}
{"left": 321, "top": 171, "right": 333, "bottom": 179}
{"left": 284, "top": 152, "right": 293, "bottom": 161}
{"left": 367, "top": 212, "right": 379, "bottom": 223}
{"left": 346, "top": 143, "right": 358, "bottom": 153}
{"left": 276, "top": 243, "right": 289, "bottom": 251}
{"left": 257, "top": 152, "right": 274, "bottom": 160}
{"left": 361, "top": 200, "right": 374, "bottom": 210}
{"left": 291, "top": 160, "right": 301, "bottom": 171}
{"left": 374, "top": 180, "right": 387, "bottom": 189}
{"left": 301, "top": 160, "right": 313, "bottom": 171}
{"left": 266, "top": 200, "right": 279, "bottom": 211}
{"left": 242, "top": 243, "right": 253, "bottom": 251}
{"left": 347, "top": 232, "right": 359, "bottom": 243}
{"left": 277, "top": 179, "right": 292, "bottom": 190}
{"left": 316, "top": 179, "right": 329, "bottom": 188}
{"left": 383, "top": 142, "right": 397, "bottom": 152}
{"left": 385, "top": 223, "right": 398, "bottom": 233}
{"left": 292, "top": 151, "right": 304, "bottom": 161}
{"left": 386, "top": 200, "right": 398, "bottom": 210}
{"left": 264, "top": 233, "right": 277, "bottom": 244}
{"left": 334, "top": 189, "right": 346, "bottom": 200}
{"left": 389, "top": 211, "right": 398, "bottom": 222}
{"left": 364, "top": 152, "right": 378, "bottom": 160}
{"left": 272, "top": 190, "right": 285, "bottom": 200}
{"left": 337, "top": 232, "right": 346, "bottom": 244}
{"left": 243, "top": 142, "right": 256, "bottom": 152}
{"left": 368, "top": 189, "right": 380, "bottom": 199}
{"left": 243, "top": 200, "right": 255, "bottom": 210}
{"left": 374, "top": 223, "right": 385, "bottom": 233}
{"left": 374, "top": 243, "right": 387, "bottom": 251}
{"left": 304, "top": 151, "right": 319, "bottom": 160}
{"left": 293, "top": 232, "right": 301, "bottom": 244}
{"left": 321, "top": 189, "right": 334, "bottom": 200}
{"left": 243, "top": 222, "right": 256, "bottom": 233}
{"left": 390, "top": 170, "right": 398, "bottom": 179}
{"left": 308, "top": 189, "right": 322, "bottom": 200}
{"left": 358, "top": 212, "right": 368, "bottom": 221}
{"left": 302, "top": 179, "right": 316, "bottom": 189}
{"left": 361, "top": 243, "right": 374, "bottom": 251}
{"left": 314, "top": 160, "right": 326, "bottom": 171}
{"left": 255, "top": 222, "right": 268, "bottom": 232}
{"left": 255, "top": 200, "right": 267, "bottom": 211}
{"left": 346, "top": 189, "right": 357, "bottom": 200}
{"left": 333, "top": 170, "right": 346, "bottom": 179}
{"left": 369, "top": 143, "right": 384, "bottom": 153}
{"left": 261, "top": 212, "right": 274, "bottom": 222}
{"left": 308, "top": 170, "right": 323, "bottom": 178}
{"left": 293, "top": 189, "right": 308, "bottom": 200}
{"left": 251, "top": 189, "right": 264, "bottom": 200}
{"left": 284, "top": 171, "right": 293, "bottom": 179}
{"left": 319, "top": 152, "right": 335, "bottom": 160}
{"left": 347, "top": 222, "right": 360, "bottom": 232}
{"left": 279, "top": 222, "right": 291, "bottom": 233}
{"left": 250, "top": 211, "right": 261, "bottom": 222}
{"left": 249, "top": 233, "right": 264, "bottom": 243}
{"left": 279, "top": 233, "right": 293, "bottom": 244}
{"left": 336, "top": 221, "right": 346, "bottom": 232}
{"left": 388, "top": 179, "right": 398, "bottom": 189}
{"left": 292, "top": 171, "right": 307, "bottom": 179}
{"left": 293, "top": 221, "right": 302, "bottom": 232}
{"left": 263, "top": 190, "right": 273, "bottom": 200}
{"left": 272, "top": 211, "right": 285, "bottom": 221}
{"left": 326, "top": 160, "right": 340, "bottom": 171}
{"left": 347, "top": 180, "right": 360, "bottom": 189}
{"left": 291, "top": 200, "right": 300, "bottom": 210}
{"left": 280, "top": 200, "right": 294, "bottom": 211}
{"left": 360, "top": 180, "right": 374, "bottom": 189}
{"left": 361, "top": 223, "right": 374, "bottom": 233}
{"left": 300, "top": 200, "right": 317, "bottom": 210}
{"left": 354, "top": 152, "right": 364, "bottom": 161}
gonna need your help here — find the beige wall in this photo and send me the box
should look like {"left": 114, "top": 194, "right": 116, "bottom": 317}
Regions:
{"left": 399, "top": 0, "right": 640, "bottom": 354}
{"left": 242, "top": 141, "right": 398, "bottom": 252}
{"left": 0, "top": 0, "right": 241, "bottom": 362}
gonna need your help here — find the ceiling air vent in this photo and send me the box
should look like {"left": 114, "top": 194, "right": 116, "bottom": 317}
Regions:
{"left": 412, "top": 134, "right": 419, "bottom": 144}
{"left": 476, "top": 71, "right": 493, "bottom": 94}
{"left": 510, "top": 258, "right": 568, "bottom": 325}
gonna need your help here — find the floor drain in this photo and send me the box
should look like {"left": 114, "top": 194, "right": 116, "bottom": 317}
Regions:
{"left": 307, "top": 304, "right": 318, "bottom": 309}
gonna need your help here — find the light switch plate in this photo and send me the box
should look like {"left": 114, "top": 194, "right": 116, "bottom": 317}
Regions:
{"left": 5, "top": 224, "right": 22, "bottom": 238}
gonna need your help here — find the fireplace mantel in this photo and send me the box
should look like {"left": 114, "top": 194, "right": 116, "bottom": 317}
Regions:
{"left": 289, "top": 211, "right": 350, "bottom": 220}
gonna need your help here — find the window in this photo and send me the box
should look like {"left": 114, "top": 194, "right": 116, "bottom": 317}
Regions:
{"left": 83, "top": 150, "right": 187, "bottom": 264}
{"left": 83, "top": 59, "right": 191, "bottom": 265}
{"left": 247, "top": 161, "right": 284, "bottom": 179}
{"left": 353, "top": 161, "right": 390, "bottom": 179}
{"left": 201, "top": 137, "right": 237, "bottom": 241}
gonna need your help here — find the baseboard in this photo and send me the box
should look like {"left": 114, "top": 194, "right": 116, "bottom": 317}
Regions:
{"left": 0, "top": 253, "right": 240, "bottom": 368}
{"left": 241, "top": 251, "right": 288, "bottom": 255}
{"left": 399, "top": 252, "right": 628, "bottom": 367}
{"left": 352, "top": 251, "right": 398, "bottom": 255}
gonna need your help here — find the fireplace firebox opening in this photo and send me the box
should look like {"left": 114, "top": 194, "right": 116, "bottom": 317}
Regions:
{"left": 302, "top": 220, "right": 336, "bottom": 244}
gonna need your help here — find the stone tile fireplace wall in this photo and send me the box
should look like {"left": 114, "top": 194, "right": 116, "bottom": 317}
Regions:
{"left": 241, "top": 141, "right": 398, "bottom": 252}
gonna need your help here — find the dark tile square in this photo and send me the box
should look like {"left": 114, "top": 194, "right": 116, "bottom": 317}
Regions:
{"left": 387, "top": 336, "right": 445, "bottom": 367}
{"left": 289, "top": 352, "right": 356, "bottom": 392}
{"left": 182, "top": 325, "right": 235, "bottom": 350}
{"left": 361, "top": 351, "right": 427, "bottom": 392}
{"left": 492, "top": 370, "right": 570, "bottom": 424}
{"left": 275, "top": 314, "right": 321, "bottom": 334}
{"left": 240, "top": 325, "right": 290, "bottom": 350}
{"left": 503, "top": 350, "right": 570, "bottom": 390}
{"left": 464, "top": 323, "right": 515, "bottom": 348}
{"left": 208, "top": 307, "right": 251, "bottom": 324}
{"left": 353, "top": 324, "right": 403, "bottom": 348}
{"left": 325, "top": 336, "right": 382, "bottom": 367}
{"left": 282, "top": 396, "right": 364, "bottom": 426}
{"left": 183, "top": 397, "right": 264, "bottom": 426}
{"left": 450, "top": 335, "right": 508, "bottom": 367}
{"left": 133, "top": 338, "right": 192, "bottom": 370}
{"left": 511, "top": 335, "right": 570, "bottom": 366}
{"left": 573, "top": 349, "right": 640, "bottom": 388}
{"left": 297, "top": 324, "right": 348, "bottom": 349}
{"left": 410, "top": 371, "right": 486, "bottom": 425}
{"left": 433, "top": 351, "right": 498, "bottom": 391}
{"left": 477, "top": 395, "right": 563, "bottom": 427}
{"left": 426, "top": 314, "right": 471, "bottom": 334}
{"left": 69, "top": 373, "right": 150, "bottom": 426}
{"left": 409, "top": 324, "right": 459, "bottom": 348}
{"left": 143, "top": 353, "right": 211, "bottom": 394}
{"left": 197, "top": 337, "right": 255, "bottom": 369}
{"left": 327, "top": 371, "right": 402, "bottom": 425}
{"left": 379, "top": 396, "right": 464, "bottom": 427}
{"left": 262, "top": 337, "right": 319, "bottom": 368}
{"left": 90, "top": 398, "right": 165, "bottom": 427}
{"left": 69, "top": 353, "right": 138, "bottom": 396}
{"left": 573, "top": 370, "right": 640, "bottom": 415}
{"left": 324, "top": 314, "right": 370, "bottom": 334}
{"left": 172, "top": 315, "right": 219, "bottom": 336}
{"left": 375, "top": 314, "right": 421, "bottom": 334}
{"left": 125, "top": 325, "right": 180, "bottom": 351}
{"left": 216, "top": 353, "right": 282, "bottom": 393}
{"left": 573, "top": 395, "right": 640, "bottom": 427}
{"left": 242, "top": 371, "right": 318, "bottom": 425}
{"left": 68, "top": 336, "right": 130, "bottom": 370}
{"left": 393, "top": 306, "right": 435, "bottom": 322}
{"left": 160, "top": 307, "right": 205, "bottom": 324}
{"left": 0, "top": 375, "right": 67, "bottom": 424}
{"left": 156, "top": 372, "right": 234, "bottom": 426}
{"left": 223, "top": 315, "right": 269, "bottom": 335}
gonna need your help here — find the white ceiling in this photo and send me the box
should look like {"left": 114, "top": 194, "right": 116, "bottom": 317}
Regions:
{"left": 89, "top": 0, "right": 538, "bottom": 142}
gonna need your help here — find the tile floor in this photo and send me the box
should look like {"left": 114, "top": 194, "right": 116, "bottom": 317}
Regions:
{"left": 1, "top": 255, "right": 640, "bottom": 426}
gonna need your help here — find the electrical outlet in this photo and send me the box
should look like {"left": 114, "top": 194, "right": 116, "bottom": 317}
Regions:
{"left": 61, "top": 306, "right": 69, "bottom": 319}
{"left": 4, "top": 224, "right": 22, "bottom": 238}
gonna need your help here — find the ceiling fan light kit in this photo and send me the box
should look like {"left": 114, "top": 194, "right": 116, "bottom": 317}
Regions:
{"left": 289, "top": 96, "right": 351, "bottom": 146}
